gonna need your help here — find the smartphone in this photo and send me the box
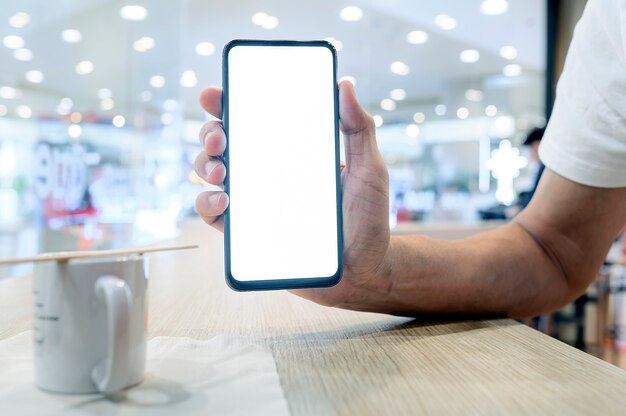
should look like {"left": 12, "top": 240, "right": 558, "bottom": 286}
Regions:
{"left": 222, "top": 39, "right": 342, "bottom": 291}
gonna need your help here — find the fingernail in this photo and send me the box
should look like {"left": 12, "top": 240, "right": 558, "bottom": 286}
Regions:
{"left": 208, "top": 192, "right": 223, "bottom": 206}
{"left": 204, "top": 161, "right": 216, "bottom": 178}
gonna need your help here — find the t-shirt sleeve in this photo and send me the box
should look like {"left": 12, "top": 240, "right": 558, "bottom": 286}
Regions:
{"left": 539, "top": 0, "right": 626, "bottom": 188}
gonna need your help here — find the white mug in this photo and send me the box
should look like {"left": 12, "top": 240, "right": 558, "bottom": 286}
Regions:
{"left": 33, "top": 255, "right": 148, "bottom": 394}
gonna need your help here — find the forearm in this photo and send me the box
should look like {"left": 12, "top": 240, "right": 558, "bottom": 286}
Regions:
{"left": 382, "top": 222, "right": 571, "bottom": 318}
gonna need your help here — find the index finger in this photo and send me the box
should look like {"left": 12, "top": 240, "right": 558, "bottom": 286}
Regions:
{"left": 199, "top": 87, "right": 223, "bottom": 119}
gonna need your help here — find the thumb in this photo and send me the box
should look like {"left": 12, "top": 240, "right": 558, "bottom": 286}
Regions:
{"left": 338, "top": 80, "right": 378, "bottom": 164}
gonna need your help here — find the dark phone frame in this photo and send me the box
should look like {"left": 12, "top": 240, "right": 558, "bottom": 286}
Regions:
{"left": 221, "top": 39, "right": 343, "bottom": 291}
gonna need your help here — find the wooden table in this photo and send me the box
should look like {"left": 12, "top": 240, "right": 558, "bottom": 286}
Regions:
{"left": 2, "top": 219, "right": 626, "bottom": 415}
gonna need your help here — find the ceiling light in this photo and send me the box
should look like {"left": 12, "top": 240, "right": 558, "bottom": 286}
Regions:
{"left": 100, "top": 98, "right": 115, "bottom": 111}
{"left": 499, "top": 45, "right": 517, "bottom": 60}
{"left": 251, "top": 12, "right": 268, "bottom": 25}
{"left": 339, "top": 75, "right": 356, "bottom": 86}
{"left": 405, "top": 124, "right": 420, "bottom": 138}
{"left": 180, "top": 70, "right": 197, "bottom": 87}
{"left": 133, "top": 36, "right": 154, "bottom": 52}
{"left": 161, "top": 113, "right": 174, "bottom": 125}
{"left": 112, "top": 115, "right": 126, "bottom": 127}
{"left": 380, "top": 98, "right": 396, "bottom": 111}
{"left": 435, "top": 104, "right": 447, "bottom": 116}
{"left": 3, "top": 35, "right": 25, "bottom": 49}
{"left": 150, "top": 75, "right": 165, "bottom": 88}
{"left": 390, "top": 61, "right": 410, "bottom": 76}
{"left": 25, "top": 70, "right": 44, "bottom": 83}
{"left": 9, "top": 12, "right": 30, "bottom": 28}
{"left": 460, "top": 49, "right": 480, "bottom": 63}
{"left": 16, "top": 105, "right": 32, "bottom": 119}
{"left": 481, "top": 0, "right": 509, "bottom": 16}
{"left": 120, "top": 5, "right": 147, "bottom": 21}
{"left": 407, "top": 31, "right": 428, "bottom": 44}
{"left": 261, "top": 16, "right": 279, "bottom": 29}
{"left": 57, "top": 98, "right": 73, "bottom": 115}
{"left": 465, "top": 89, "right": 484, "bottom": 102}
{"left": 373, "top": 115, "right": 383, "bottom": 127}
{"left": 61, "top": 29, "right": 82, "bottom": 43}
{"left": 340, "top": 6, "right": 363, "bottom": 22}
{"left": 75, "top": 60, "right": 94, "bottom": 75}
{"left": 97, "top": 88, "right": 112, "bottom": 99}
{"left": 0, "top": 86, "right": 19, "bottom": 99}
{"left": 456, "top": 107, "right": 469, "bottom": 119}
{"left": 163, "top": 99, "right": 178, "bottom": 112}
{"left": 323, "top": 37, "right": 343, "bottom": 51}
{"left": 413, "top": 112, "right": 425, "bottom": 123}
{"left": 390, "top": 89, "right": 407, "bottom": 101}
{"left": 68, "top": 124, "right": 82, "bottom": 139}
{"left": 196, "top": 41, "right": 215, "bottom": 56}
{"left": 13, "top": 48, "right": 32, "bottom": 61}
{"left": 0, "top": 105, "right": 7, "bottom": 117}
{"left": 503, "top": 64, "right": 522, "bottom": 77}
{"left": 434, "top": 14, "right": 456, "bottom": 30}
{"left": 140, "top": 91, "right": 152, "bottom": 102}
{"left": 485, "top": 105, "right": 498, "bottom": 117}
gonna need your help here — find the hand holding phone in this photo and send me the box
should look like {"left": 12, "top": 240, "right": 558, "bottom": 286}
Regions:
{"left": 195, "top": 40, "right": 392, "bottom": 302}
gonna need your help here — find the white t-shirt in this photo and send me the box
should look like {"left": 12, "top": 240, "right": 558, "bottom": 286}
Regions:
{"left": 539, "top": 0, "right": 626, "bottom": 188}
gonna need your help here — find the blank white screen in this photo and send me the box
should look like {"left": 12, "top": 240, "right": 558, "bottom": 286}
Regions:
{"left": 227, "top": 44, "right": 339, "bottom": 281}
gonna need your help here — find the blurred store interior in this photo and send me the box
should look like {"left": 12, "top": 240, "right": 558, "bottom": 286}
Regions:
{"left": 1, "top": 0, "right": 626, "bottom": 364}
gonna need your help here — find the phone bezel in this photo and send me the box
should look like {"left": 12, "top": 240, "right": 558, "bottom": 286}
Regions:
{"left": 221, "top": 39, "right": 343, "bottom": 291}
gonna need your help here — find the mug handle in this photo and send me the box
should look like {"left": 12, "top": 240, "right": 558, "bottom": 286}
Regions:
{"left": 91, "top": 275, "right": 132, "bottom": 394}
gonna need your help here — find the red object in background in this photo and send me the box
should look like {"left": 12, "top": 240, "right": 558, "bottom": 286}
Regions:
{"left": 623, "top": 225, "right": 626, "bottom": 256}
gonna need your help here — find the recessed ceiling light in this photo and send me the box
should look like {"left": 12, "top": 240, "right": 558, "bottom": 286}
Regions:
{"left": 75, "top": 60, "right": 94, "bottom": 75}
{"left": 460, "top": 49, "right": 480, "bottom": 63}
{"left": 196, "top": 42, "right": 215, "bottom": 56}
{"left": 9, "top": 12, "right": 30, "bottom": 28}
{"left": 435, "top": 104, "right": 447, "bottom": 116}
{"left": 100, "top": 98, "right": 115, "bottom": 111}
{"left": 13, "top": 48, "right": 32, "bottom": 61}
{"left": 0, "top": 86, "right": 19, "bottom": 99}
{"left": 407, "top": 30, "right": 428, "bottom": 44}
{"left": 456, "top": 107, "right": 469, "bottom": 119}
{"left": 339, "top": 75, "right": 356, "bottom": 86}
{"left": 373, "top": 115, "right": 383, "bottom": 127}
{"left": 465, "top": 89, "right": 484, "bottom": 102}
{"left": 413, "top": 112, "right": 425, "bottom": 123}
{"left": 405, "top": 124, "right": 420, "bottom": 138}
{"left": 57, "top": 98, "right": 73, "bottom": 115}
{"left": 499, "top": 45, "right": 517, "bottom": 60}
{"left": 180, "top": 70, "right": 197, "bottom": 87}
{"left": 97, "top": 88, "right": 112, "bottom": 99}
{"left": 16, "top": 105, "right": 32, "bottom": 119}
{"left": 390, "top": 61, "right": 410, "bottom": 76}
{"left": 380, "top": 98, "right": 396, "bottom": 111}
{"left": 150, "top": 75, "right": 165, "bottom": 88}
{"left": 261, "top": 16, "right": 279, "bottom": 29}
{"left": 112, "top": 115, "right": 126, "bottom": 128}
{"left": 120, "top": 5, "right": 147, "bottom": 21}
{"left": 61, "top": 29, "right": 82, "bottom": 43}
{"left": 251, "top": 12, "right": 268, "bottom": 25}
{"left": 25, "top": 70, "right": 44, "bottom": 83}
{"left": 68, "top": 124, "right": 82, "bottom": 139}
{"left": 323, "top": 37, "right": 343, "bottom": 51}
{"left": 434, "top": 14, "right": 456, "bottom": 30}
{"left": 485, "top": 105, "right": 498, "bottom": 117}
{"left": 133, "top": 36, "right": 154, "bottom": 52}
{"left": 3, "top": 35, "right": 25, "bottom": 49}
{"left": 0, "top": 105, "right": 7, "bottom": 117}
{"left": 390, "top": 88, "right": 406, "bottom": 101}
{"left": 481, "top": 0, "right": 509, "bottom": 15}
{"left": 503, "top": 64, "right": 522, "bottom": 77}
{"left": 340, "top": 6, "right": 363, "bottom": 22}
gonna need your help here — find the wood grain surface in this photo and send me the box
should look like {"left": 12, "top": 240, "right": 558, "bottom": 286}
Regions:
{"left": 2, "top": 219, "right": 626, "bottom": 415}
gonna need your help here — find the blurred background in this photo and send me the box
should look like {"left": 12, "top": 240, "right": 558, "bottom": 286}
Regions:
{"left": 0, "top": 0, "right": 548, "bottom": 262}
{"left": 3, "top": 0, "right": 626, "bottom": 363}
